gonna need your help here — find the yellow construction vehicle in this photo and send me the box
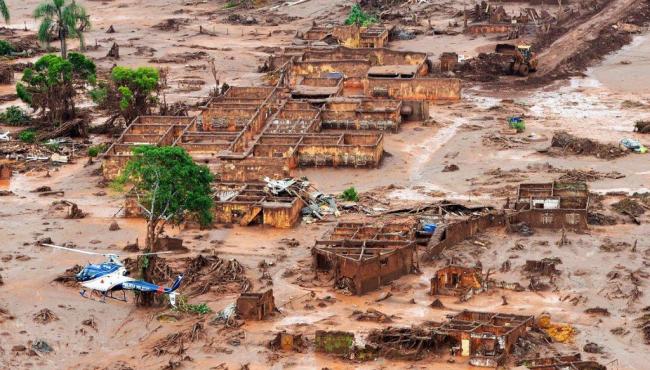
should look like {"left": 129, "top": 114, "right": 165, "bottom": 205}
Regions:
{"left": 496, "top": 43, "right": 539, "bottom": 77}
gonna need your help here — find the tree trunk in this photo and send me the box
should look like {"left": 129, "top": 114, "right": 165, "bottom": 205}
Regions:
{"left": 146, "top": 219, "right": 157, "bottom": 251}
{"left": 59, "top": 27, "right": 67, "bottom": 59}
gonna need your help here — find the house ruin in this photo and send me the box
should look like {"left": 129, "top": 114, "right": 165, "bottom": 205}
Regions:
{"left": 312, "top": 220, "right": 419, "bottom": 294}
{"left": 430, "top": 265, "right": 484, "bottom": 299}
{"left": 236, "top": 289, "right": 276, "bottom": 320}
{"left": 509, "top": 182, "right": 590, "bottom": 231}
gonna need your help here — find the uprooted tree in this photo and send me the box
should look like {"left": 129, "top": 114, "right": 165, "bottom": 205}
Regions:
{"left": 114, "top": 145, "right": 214, "bottom": 250}
{"left": 16, "top": 52, "right": 95, "bottom": 124}
{"left": 91, "top": 66, "right": 160, "bottom": 124}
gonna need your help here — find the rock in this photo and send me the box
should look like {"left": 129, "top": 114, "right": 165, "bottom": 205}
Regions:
{"left": 583, "top": 342, "right": 603, "bottom": 354}
{"left": 109, "top": 221, "right": 120, "bottom": 231}
{"left": 32, "top": 339, "right": 53, "bottom": 353}
{"left": 442, "top": 164, "right": 459, "bottom": 172}
{"left": 37, "top": 237, "right": 53, "bottom": 245}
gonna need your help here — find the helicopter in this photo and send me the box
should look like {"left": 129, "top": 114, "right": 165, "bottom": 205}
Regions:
{"left": 43, "top": 244, "right": 183, "bottom": 307}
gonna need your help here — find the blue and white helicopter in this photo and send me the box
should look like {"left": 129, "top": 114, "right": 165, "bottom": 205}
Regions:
{"left": 43, "top": 244, "right": 183, "bottom": 307}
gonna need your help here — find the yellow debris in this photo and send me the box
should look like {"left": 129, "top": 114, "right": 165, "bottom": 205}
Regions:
{"left": 545, "top": 323, "right": 576, "bottom": 343}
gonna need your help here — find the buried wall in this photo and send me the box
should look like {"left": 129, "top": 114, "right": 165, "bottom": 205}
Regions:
{"left": 427, "top": 212, "right": 506, "bottom": 257}
{"left": 365, "top": 78, "right": 462, "bottom": 101}
{"left": 508, "top": 209, "right": 588, "bottom": 231}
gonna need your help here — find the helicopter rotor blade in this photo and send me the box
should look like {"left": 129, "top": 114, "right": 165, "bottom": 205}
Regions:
{"left": 123, "top": 251, "right": 175, "bottom": 257}
{"left": 41, "top": 243, "right": 106, "bottom": 256}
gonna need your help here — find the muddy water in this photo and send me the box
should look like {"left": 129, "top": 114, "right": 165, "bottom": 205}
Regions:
{"left": 590, "top": 32, "right": 650, "bottom": 93}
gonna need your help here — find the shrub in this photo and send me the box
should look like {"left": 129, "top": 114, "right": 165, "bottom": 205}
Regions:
{"left": 0, "top": 106, "right": 31, "bottom": 125}
{"left": 174, "top": 296, "right": 212, "bottom": 315}
{"left": 87, "top": 143, "right": 107, "bottom": 157}
{"left": 19, "top": 129, "right": 36, "bottom": 143}
{"left": 341, "top": 187, "right": 359, "bottom": 202}
{"left": 0, "top": 40, "right": 14, "bottom": 56}
{"left": 345, "top": 4, "right": 378, "bottom": 27}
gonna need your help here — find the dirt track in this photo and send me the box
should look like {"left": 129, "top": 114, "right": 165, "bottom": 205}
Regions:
{"left": 535, "top": 0, "right": 640, "bottom": 76}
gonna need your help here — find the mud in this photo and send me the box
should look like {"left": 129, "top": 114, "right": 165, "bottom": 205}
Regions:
{"left": 1, "top": 0, "right": 650, "bottom": 369}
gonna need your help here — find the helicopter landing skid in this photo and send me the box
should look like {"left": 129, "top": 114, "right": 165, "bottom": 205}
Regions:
{"left": 80, "top": 289, "right": 128, "bottom": 304}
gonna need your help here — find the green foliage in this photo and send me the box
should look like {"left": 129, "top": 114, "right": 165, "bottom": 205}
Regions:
{"left": 89, "top": 86, "right": 107, "bottom": 104}
{"left": 34, "top": 0, "right": 91, "bottom": 58}
{"left": 95, "top": 66, "right": 160, "bottom": 123}
{"left": 87, "top": 143, "right": 107, "bottom": 157}
{"left": 344, "top": 4, "right": 378, "bottom": 27}
{"left": 0, "top": 39, "right": 13, "bottom": 55}
{"left": 19, "top": 129, "right": 36, "bottom": 143}
{"left": 341, "top": 187, "right": 359, "bottom": 202}
{"left": 0, "top": 0, "right": 9, "bottom": 23}
{"left": 224, "top": 1, "right": 239, "bottom": 8}
{"left": 114, "top": 145, "right": 214, "bottom": 228}
{"left": 16, "top": 53, "right": 95, "bottom": 123}
{"left": 174, "top": 296, "right": 212, "bottom": 315}
{"left": 0, "top": 106, "right": 31, "bottom": 126}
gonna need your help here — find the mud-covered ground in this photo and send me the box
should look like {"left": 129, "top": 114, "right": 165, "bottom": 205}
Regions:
{"left": 1, "top": 0, "right": 650, "bottom": 369}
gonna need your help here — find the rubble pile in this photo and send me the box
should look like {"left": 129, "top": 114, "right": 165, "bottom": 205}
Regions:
{"left": 152, "top": 320, "right": 205, "bottom": 356}
{"left": 181, "top": 255, "right": 251, "bottom": 297}
{"left": 52, "top": 265, "right": 83, "bottom": 287}
{"left": 33, "top": 308, "right": 59, "bottom": 324}
{"left": 550, "top": 131, "right": 627, "bottom": 159}
{"left": 457, "top": 53, "right": 513, "bottom": 81}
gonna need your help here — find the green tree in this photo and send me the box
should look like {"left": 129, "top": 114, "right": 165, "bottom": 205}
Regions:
{"left": 34, "top": 0, "right": 91, "bottom": 58}
{"left": 16, "top": 52, "right": 96, "bottom": 123}
{"left": 344, "top": 4, "right": 378, "bottom": 27}
{"left": 91, "top": 66, "right": 160, "bottom": 124}
{"left": 0, "top": 1, "right": 9, "bottom": 23}
{"left": 114, "top": 146, "right": 214, "bottom": 250}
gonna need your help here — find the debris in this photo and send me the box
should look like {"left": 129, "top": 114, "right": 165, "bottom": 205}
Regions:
{"left": 109, "top": 221, "right": 120, "bottom": 231}
{"left": 429, "top": 298, "right": 444, "bottom": 309}
{"left": 351, "top": 308, "right": 394, "bottom": 323}
{"left": 152, "top": 18, "right": 189, "bottom": 31}
{"left": 236, "top": 290, "right": 276, "bottom": 320}
{"left": 635, "top": 121, "right": 650, "bottom": 134}
{"left": 585, "top": 307, "right": 610, "bottom": 316}
{"left": 33, "top": 308, "right": 59, "bottom": 324}
{"left": 524, "top": 258, "right": 562, "bottom": 276}
{"left": 268, "top": 332, "right": 306, "bottom": 352}
{"left": 52, "top": 265, "right": 83, "bottom": 287}
{"left": 152, "top": 320, "right": 205, "bottom": 356}
{"left": 612, "top": 198, "right": 645, "bottom": 223}
{"left": 620, "top": 138, "right": 647, "bottom": 153}
{"left": 583, "top": 342, "right": 604, "bottom": 354}
{"left": 106, "top": 25, "right": 116, "bottom": 33}
{"left": 442, "top": 164, "right": 459, "bottom": 172}
{"left": 81, "top": 317, "right": 97, "bottom": 330}
{"left": 550, "top": 131, "right": 627, "bottom": 159}
{"left": 374, "top": 291, "right": 393, "bottom": 302}
{"left": 212, "top": 303, "right": 238, "bottom": 327}
{"left": 106, "top": 42, "right": 119, "bottom": 59}
{"left": 32, "top": 339, "right": 53, "bottom": 354}
{"left": 538, "top": 313, "right": 576, "bottom": 343}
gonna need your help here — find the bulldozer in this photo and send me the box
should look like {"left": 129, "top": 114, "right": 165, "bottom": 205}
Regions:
{"left": 495, "top": 44, "right": 538, "bottom": 77}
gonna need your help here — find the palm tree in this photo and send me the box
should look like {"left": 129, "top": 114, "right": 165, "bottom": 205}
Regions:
{"left": 34, "top": 0, "right": 90, "bottom": 58}
{"left": 0, "top": 0, "right": 10, "bottom": 23}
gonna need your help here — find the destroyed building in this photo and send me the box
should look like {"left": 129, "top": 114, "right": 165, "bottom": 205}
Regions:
{"left": 430, "top": 265, "right": 484, "bottom": 299}
{"left": 236, "top": 289, "right": 276, "bottom": 320}
{"left": 367, "top": 310, "right": 535, "bottom": 366}
{"left": 509, "top": 182, "right": 590, "bottom": 231}
{"left": 312, "top": 219, "right": 419, "bottom": 294}
{"left": 517, "top": 353, "right": 607, "bottom": 370}
{"left": 301, "top": 24, "right": 390, "bottom": 48}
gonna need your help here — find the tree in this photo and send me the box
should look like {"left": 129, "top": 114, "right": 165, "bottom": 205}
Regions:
{"left": 34, "top": 0, "right": 91, "bottom": 58}
{"left": 114, "top": 146, "right": 214, "bottom": 250}
{"left": 16, "top": 52, "right": 96, "bottom": 123}
{"left": 0, "top": 1, "right": 10, "bottom": 23}
{"left": 91, "top": 66, "right": 160, "bottom": 124}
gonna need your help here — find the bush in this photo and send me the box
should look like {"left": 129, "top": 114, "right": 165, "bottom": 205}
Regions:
{"left": 0, "top": 106, "right": 31, "bottom": 126}
{"left": 19, "top": 130, "right": 36, "bottom": 143}
{"left": 0, "top": 40, "right": 14, "bottom": 56}
{"left": 88, "top": 143, "right": 107, "bottom": 157}
{"left": 173, "top": 296, "right": 212, "bottom": 315}
{"left": 341, "top": 187, "right": 359, "bottom": 202}
{"left": 345, "top": 4, "right": 378, "bottom": 27}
